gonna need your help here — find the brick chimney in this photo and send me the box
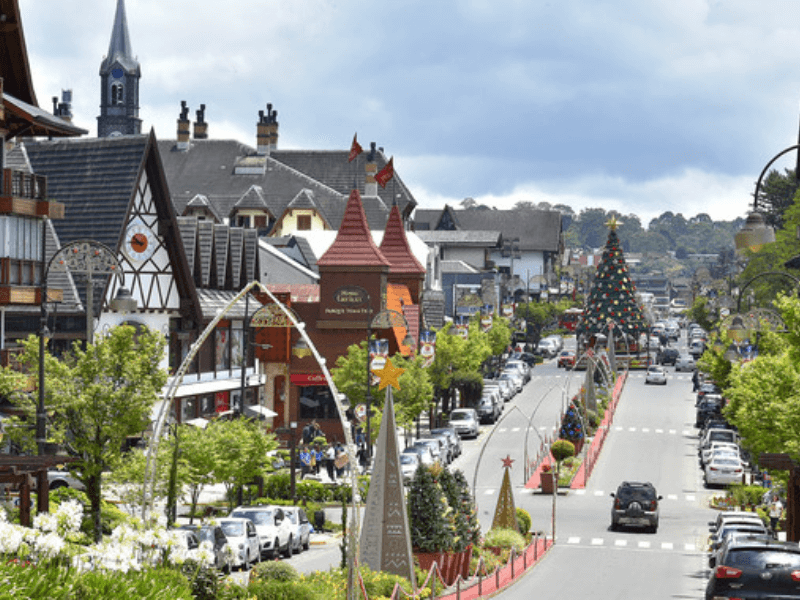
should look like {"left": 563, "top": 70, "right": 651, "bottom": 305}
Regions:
{"left": 365, "top": 142, "right": 378, "bottom": 196}
{"left": 193, "top": 104, "right": 208, "bottom": 139}
{"left": 268, "top": 105, "right": 278, "bottom": 152}
{"left": 257, "top": 103, "right": 278, "bottom": 155}
{"left": 177, "top": 101, "right": 191, "bottom": 151}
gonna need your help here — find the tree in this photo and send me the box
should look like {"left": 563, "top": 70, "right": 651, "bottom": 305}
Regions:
{"left": 407, "top": 464, "right": 455, "bottom": 552}
{"left": 575, "top": 221, "right": 646, "bottom": 342}
{"left": 756, "top": 168, "right": 799, "bottom": 230}
{"left": 4, "top": 325, "right": 167, "bottom": 542}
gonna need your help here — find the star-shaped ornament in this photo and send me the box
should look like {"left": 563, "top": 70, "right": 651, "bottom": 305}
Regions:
{"left": 501, "top": 455, "right": 514, "bottom": 469}
{"left": 605, "top": 215, "right": 623, "bottom": 230}
{"left": 372, "top": 357, "right": 405, "bottom": 391}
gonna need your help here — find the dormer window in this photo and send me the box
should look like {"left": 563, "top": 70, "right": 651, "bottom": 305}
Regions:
{"left": 111, "top": 82, "right": 124, "bottom": 105}
{"left": 297, "top": 215, "right": 311, "bottom": 231}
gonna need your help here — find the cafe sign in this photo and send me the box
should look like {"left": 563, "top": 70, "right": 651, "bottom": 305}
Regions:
{"left": 334, "top": 286, "right": 369, "bottom": 306}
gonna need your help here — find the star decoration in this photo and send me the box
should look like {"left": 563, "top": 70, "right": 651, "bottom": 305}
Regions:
{"left": 605, "top": 215, "right": 623, "bottom": 230}
{"left": 372, "top": 357, "right": 405, "bottom": 391}
{"left": 501, "top": 455, "right": 514, "bottom": 469}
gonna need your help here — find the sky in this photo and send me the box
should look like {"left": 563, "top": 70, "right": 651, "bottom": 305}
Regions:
{"left": 16, "top": 0, "right": 800, "bottom": 227}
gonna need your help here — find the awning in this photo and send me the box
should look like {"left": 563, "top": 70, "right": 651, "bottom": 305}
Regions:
{"left": 164, "top": 372, "right": 266, "bottom": 398}
{"left": 244, "top": 404, "right": 278, "bottom": 419}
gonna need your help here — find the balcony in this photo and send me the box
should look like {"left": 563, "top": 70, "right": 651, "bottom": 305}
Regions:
{"left": 0, "top": 169, "right": 64, "bottom": 219}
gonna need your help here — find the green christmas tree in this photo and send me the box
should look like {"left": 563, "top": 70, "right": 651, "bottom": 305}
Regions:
{"left": 439, "top": 468, "right": 481, "bottom": 551}
{"left": 407, "top": 464, "right": 456, "bottom": 552}
{"left": 491, "top": 456, "right": 519, "bottom": 532}
{"left": 576, "top": 216, "right": 646, "bottom": 340}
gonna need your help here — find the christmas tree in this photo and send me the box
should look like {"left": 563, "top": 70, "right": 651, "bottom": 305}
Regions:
{"left": 491, "top": 456, "right": 519, "bottom": 532}
{"left": 576, "top": 216, "right": 646, "bottom": 340}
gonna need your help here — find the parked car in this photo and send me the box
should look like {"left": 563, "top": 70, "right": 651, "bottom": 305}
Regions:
{"left": 644, "top": 365, "right": 667, "bottom": 385}
{"left": 707, "top": 528, "right": 771, "bottom": 568}
{"left": 448, "top": 408, "right": 480, "bottom": 438}
{"left": 493, "top": 377, "right": 514, "bottom": 401}
{"left": 174, "top": 528, "right": 200, "bottom": 551}
{"left": 504, "top": 360, "right": 531, "bottom": 383}
{"left": 557, "top": 351, "right": 576, "bottom": 369}
{"left": 700, "top": 428, "right": 740, "bottom": 453}
{"left": 229, "top": 506, "right": 294, "bottom": 559}
{"left": 704, "top": 456, "right": 745, "bottom": 487}
{"left": 499, "top": 371, "right": 523, "bottom": 394}
{"left": 674, "top": 354, "right": 696, "bottom": 372}
{"left": 180, "top": 524, "right": 232, "bottom": 572}
{"left": 47, "top": 466, "right": 85, "bottom": 491}
{"left": 689, "top": 339, "right": 706, "bottom": 358}
{"left": 413, "top": 438, "right": 445, "bottom": 464}
{"left": 535, "top": 339, "right": 558, "bottom": 358}
{"left": 696, "top": 382, "right": 722, "bottom": 404}
{"left": 543, "top": 334, "right": 564, "bottom": 352}
{"left": 402, "top": 444, "right": 434, "bottom": 467}
{"left": 283, "top": 506, "right": 312, "bottom": 553}
{"left": 509, "top": 351, "right": 537, "bottom": 367}
{"left": 400, "top": 452, "right": 421, "bottom": 483}
{"left": 430, "top": 427, "right": 462, "bottom": 458}
{"left": 695, "top": 397, "right": 723, "bottom": 428}
{"left": 709, "top": 511, "right": 767, "bottom": 534}
{"left": 703, "top": 535, "right": 800, "bottom": 599}
{"left": 656, "top": 347, "right": 679, "bottom": 366}
{"left": 218, "top": 517, "right": 261, "bottom": 569}
{"left": 610, "top": 481, "right": 661, "bottom": 533}
{"left": 476, "top": 395, "right": 501, "bottom": 424}
{"left": 701, "top": 441, "right": 743, "bottom": 466}
{"left": 422, "top": 433, "right": 453, "bottom": 463}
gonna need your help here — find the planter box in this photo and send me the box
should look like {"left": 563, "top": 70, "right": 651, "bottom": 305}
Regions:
{"left": 415, "top": 544, "right": 472, "bottom": 586}
{"left": 540, "top": 472, "right": 556, "bottom": 494}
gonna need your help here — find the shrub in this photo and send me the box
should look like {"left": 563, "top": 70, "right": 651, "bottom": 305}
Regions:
{"left": 179, "top": 559, "right": 221, "bottom": 600}
{"left": 249, "top": 560, "right": 300, "bottom": 582}
{"left": 515, "top": 508, "right": 531, "bottom": 534}
{"left": 483, "top": 527, "right": 526, "bottom": 553}
{"left": 551, "top": 439, "right": 575, "bottom": 462}
{"left": 263, "top": 472, "right": 291, "bottom": 499}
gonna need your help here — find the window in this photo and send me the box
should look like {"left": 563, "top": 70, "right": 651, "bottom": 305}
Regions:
{"left": 298, "top": 386, "right": 337, "bottom": 420}
{"left": 200, "top": 394, "right": 215, "bottom": 416}
{"left": 111, "top": 82, "right": 124, "bottom": 105}
{"left": 254, "top": 215, "right": 267, "bottom": 228}
{"left": 297, "top": 215, "right": 311, "bottom": 230}
{"left": 215, "top": 326, "right": 230, "bottom": 371}
{"left": 181, "top": 397, "right": 197, "bottom": 422}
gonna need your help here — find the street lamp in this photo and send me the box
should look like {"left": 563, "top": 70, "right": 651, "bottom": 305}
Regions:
{"left": 38, "top": 234, "right": 130, "bottom": 456}
{"left": 735, "top": 144, "right": 800, "bottom": 252}
{"left": 364, "top": 308, "right": 412, "bottom": 462}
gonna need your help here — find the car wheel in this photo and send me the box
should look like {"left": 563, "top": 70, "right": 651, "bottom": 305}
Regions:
{"left": 610, "top": 521, "right": 618, "bottom": 531}
{"left": 283, "top": 536, "right": 293, "bottom": 558}
{"left": 303, "top": 535, "right": 310, "bottom": 551}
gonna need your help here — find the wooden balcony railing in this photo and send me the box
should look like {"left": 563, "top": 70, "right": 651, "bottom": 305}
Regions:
{"left": 0, "top": 169, "right": 63, "bottom": 219}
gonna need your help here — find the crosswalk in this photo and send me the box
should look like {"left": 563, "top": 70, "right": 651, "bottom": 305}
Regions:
{"left": 563, "top": 536, "right": 702, "bottom": 552}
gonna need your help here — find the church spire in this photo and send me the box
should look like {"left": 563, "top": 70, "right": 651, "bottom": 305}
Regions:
{"left": 98, "top": 0, "right": 141, "bottom": 137}
{"left": 100, "top": 0, "right": 139, "bottom": 75}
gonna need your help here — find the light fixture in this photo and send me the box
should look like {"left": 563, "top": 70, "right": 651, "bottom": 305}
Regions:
{"left": 734, "top": 211, "right": 775, "bottom": 252}
{"left": 110, "top": 287, "right": 137, "bottom": 314}
{"left": 292, "top": 337, "right": 311, "bottom": 358}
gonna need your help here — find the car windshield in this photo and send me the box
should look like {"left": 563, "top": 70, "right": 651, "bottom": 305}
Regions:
{"left": 726, "top": 549, "right": 800, "bottom": 568}
{"left": 617, "top": 485, "right": 656, "bottom": 502}
{"left": 450, "top": 411, "right": 471, "bottom": 420}
{"left": 285, "top": 511, "right": 297, "bottom": 524}
{"left": 232, "top": 510, "right": 273, "bottom": 525}
{"left": 220, "top": 521, "right": 244, "bottom": 537}
{"left": 195, "top": 527, "right": 217, "bottom": 543}
{"left": 401, "top": 454, "right": 417, "bottom": 464}
{"left": 712, "top": 458, "right": 740, "bottom": 466}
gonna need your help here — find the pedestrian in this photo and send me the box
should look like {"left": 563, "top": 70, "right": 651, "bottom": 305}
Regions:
{"left": 324, "top": 443, "right": 336, "bottom": 481}
{"left": 357, "top": 444, "right": 369, "bottom": 475}
{"left": 769, "top": 495, "right": 783, "bottom": 535}
{"left": 299, "top": 445, "right": 311, "bottom": 479}
{"left": 691, "top": 369, "right": 699, "bottom": 392}
{"left": 302, "top": 423, "right": 314, "bottom": 445}
{"left": 335, "top": 442, "right": 347, "bottom": 478}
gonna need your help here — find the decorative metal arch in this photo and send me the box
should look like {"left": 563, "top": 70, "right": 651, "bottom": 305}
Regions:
{"left": 736, "top": 270, "right": 800, "bottom": 314}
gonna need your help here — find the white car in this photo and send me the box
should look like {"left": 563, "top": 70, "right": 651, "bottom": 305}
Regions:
{"left": 644, "top": 365, "right": 667, "bottom": 385}
{"left": 402, "top": 445, "right": 434, "bottom": 467}
{"left": 536, "top": 339, "right": 558, "bottom": 358}
{"left": 229, "top": 506, "right": 294, "bottom": 559}
{"left": 448, "top": 408, "right": 480, "bottom": 438}
{"left": 674, "top": 354, "right": 696, "bottom": 372}
{"left": 283, "top": 506, "right": 312, "bottom": 553}
{"left": 701, "top": 441, "right": 742, "bottom": 465}
{"left": 218, "top": 517, "right": 261, "bottom": 569}
{"left": 499, "top": 371, "right": 523, "bottom": 393}
{"left": 400, "top": 452, "right": 421, "bottom": 483}
{"left": 704, "top": 456, "right": 745, "bottom": 487}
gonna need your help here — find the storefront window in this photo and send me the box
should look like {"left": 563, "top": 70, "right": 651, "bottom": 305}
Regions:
{"left": 230, "top": 327, "right": 244, "bottom": 368}
{"left": 298, "top": 386, "right": 337, "bottom": 420}
{"left": 181, "top": 396, "right": 197, "bottom": 422}
{"left": 215, "top": 326, "right": 230, "bottom": 372}
{"left": 200, "top": 394, "right": 215, "bottom": 415}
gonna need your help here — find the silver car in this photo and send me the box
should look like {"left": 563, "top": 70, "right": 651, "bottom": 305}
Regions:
{"left": 283, "top": 506, "right": 311, "bottom": 553}
{"left": 448, "top": 408, "right": 480, "bottom": 439}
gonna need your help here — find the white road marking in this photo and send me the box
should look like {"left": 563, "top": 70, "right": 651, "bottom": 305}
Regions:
{"left": 591, "top": 538, "right": 604, "bottom": 545}
{"left": 614, "top": 539, "right": 627, "bottom": 547}
{"left": 661, "top": 542, "right": 674, "bottom": 550}
{"left": 567, "top": 537, "right": 581, "bottom": 544}
{"left": 637, "top": 541, "right": 650, "bottom": 549}
{"left": 484, "top": 489, "right": 495, "bottom": 495}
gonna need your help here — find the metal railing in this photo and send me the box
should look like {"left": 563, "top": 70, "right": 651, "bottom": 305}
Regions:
{"left": 1, "top": 169, "right": 47, "bottom": 201}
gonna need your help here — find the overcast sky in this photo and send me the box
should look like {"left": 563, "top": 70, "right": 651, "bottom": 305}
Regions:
{"left": 17, "top": 0, "right": 800, "bottom": 226}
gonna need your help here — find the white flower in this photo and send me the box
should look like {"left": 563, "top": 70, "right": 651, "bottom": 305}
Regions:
{"left": 36, "top": 532, "right": 65, "bottom": 559}
{"left": 0, "top": 521, "right": 25, "bottom": 554}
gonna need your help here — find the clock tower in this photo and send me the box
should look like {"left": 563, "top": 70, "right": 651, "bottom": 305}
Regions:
{"left": 98, "top": 0, "right": 141, "bottom": 137}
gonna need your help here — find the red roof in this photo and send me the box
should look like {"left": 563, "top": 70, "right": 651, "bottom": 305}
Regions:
{"left": 317, "top": 188, "right": 390, "bottom": 267}
{"left": 379, "top": 203, "right": 425, "bottom": 274}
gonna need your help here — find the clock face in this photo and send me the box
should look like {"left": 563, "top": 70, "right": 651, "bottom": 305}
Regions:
{"left": 123, "top": 222, "right": 157, "bottom": 263}
{"left": 111, "top": 68, "right": 124, "bottom": 79}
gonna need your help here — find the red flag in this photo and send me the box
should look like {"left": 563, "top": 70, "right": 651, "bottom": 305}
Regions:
{"left": 375, "top": 156, "right": 394, "bottom": 188}
{"left": 348, "top": 133, "right": 363, "bottom": 162}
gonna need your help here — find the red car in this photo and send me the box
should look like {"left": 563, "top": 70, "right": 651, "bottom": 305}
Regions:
{"left": 557, "top": 351, "right": 575, "bottom": 369}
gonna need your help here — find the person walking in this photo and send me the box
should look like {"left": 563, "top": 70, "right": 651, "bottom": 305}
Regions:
{"left": 324, "top": 443, "right": 336, "bottom": 481}
{"left": 769, "top": 495, "right": 784, "bottom": 537}
{"left": 299, "top": 445, "right": 312, "bottom": 479}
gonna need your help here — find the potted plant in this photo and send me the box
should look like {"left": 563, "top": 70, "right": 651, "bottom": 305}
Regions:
{"left": 540, "top": 463, "right": 556, "bottom": 494}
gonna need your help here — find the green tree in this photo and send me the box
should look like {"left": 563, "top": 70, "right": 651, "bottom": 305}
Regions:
{"left": 407, "top": 465, "right": 455, "bottom": 552}
{"left": 756, "top": 168, "right": 799, "bottom": 230}
{"left": 4, "top": 325, "right": 167, "bottom": 542}
{"left": 207, "top": 418, "right": 276, "bottom": 511}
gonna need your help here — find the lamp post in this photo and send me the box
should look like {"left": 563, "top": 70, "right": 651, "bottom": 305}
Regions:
{"left": 38, "top": 234, "right": 131, "bottom": 456}
{"left": 365, "top": 308, "right": 412, "bottom": 463}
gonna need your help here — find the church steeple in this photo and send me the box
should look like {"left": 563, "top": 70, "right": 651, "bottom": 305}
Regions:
{"left": 97, "top": 0, "right": 141, "bottom": 137}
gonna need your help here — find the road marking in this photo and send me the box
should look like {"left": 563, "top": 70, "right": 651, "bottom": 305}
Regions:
{"left": 637, "top": 541, "right": 650, "bottom": 549}
{"left": 615, "top": 539, "right": 627, "bottom": 547}
{"left": 594, "top": 491, "right": 605, "bottom": 497}
{"left": 628, "top": 427, "right": 636, "bottom": 432}
{"left": 511, "top": 427, "right": 521, "bottom": 432}
{"left": 669, "top": 429, "right": 676, "bottom": 434}
{"left": 616, "top": 426, "right": 623, "bottom": 431}
{"left": 574, "top": 490, "right": 586, "bottom": 495}
{"left": 684, "top": 543, "right": 696, "bottom": 551}
{"left": 642, "top": 428, "right": 650, "bottom": 433}
{"left": 591, "top": 538, "right": 603, "bottom": 545}
{"left": 567, "top": 537, "right": 581, "bottom": 544}
{"left": 667, "top": 494, "right": 678, "bottom": 501}
{"left": 685, "top": 494, "right": 696, "bottom": 502}
{"left": 655, "top": 429, "right": 664, "bottom": 433}
{"left": 661, "top": 542, "right": 673, "bottom": 550}
{"left": 484, "top": 489, "right": 495, "bottom": 495}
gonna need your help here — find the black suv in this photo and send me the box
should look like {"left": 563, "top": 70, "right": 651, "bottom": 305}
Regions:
{"left": 656, "top": 347, "right": 679, "bottom": 366}
{"left": 705, "top": 535, "right": 800, "bottom": 599}
{"left": 610, "top": 481, "right": 661, "bottom": 533}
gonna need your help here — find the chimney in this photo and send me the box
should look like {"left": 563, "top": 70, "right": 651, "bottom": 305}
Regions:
{"left": 268, "top": 105, "right": 279, "bottom": 152}
{"left": 365, "top": 142, "right": 378, "bottom": 196}
{"left": 256, "top": 104, "right": 272, "bottom": 156}
{"left": 52, "top": 90, "right": 73, "bottom": 122}
{"left": 177, "top": 101, "right": 191, "bottom": 151}
{"left": 193, "top": 104, "right": 208, "bottom": 139}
